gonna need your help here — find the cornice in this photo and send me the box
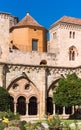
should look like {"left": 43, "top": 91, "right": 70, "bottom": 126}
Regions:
{"left": 0, "top": 62, "right": 81, "bottom": 70}
{"left": 50, "top": 22, "right": 81, "bottom": 31}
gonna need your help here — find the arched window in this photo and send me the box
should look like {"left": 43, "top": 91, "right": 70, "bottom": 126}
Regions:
{"left": 40, "top": 60, "right": 47, "bottom": 65}
{"left": 69, "top": 50, "right": 71, "bottom": 60}
{"left": 55, "top": 105, "right": 63, "bottom": 114}
{"left": 69, "top": 31, "right": 72, "bottom": 38}
{"left": 47, "top": 97, "right": 53, "bottom": 115}
{"left": 69, "top": 46, "right": 78, "bottom": 61}
{"left": 72, "top": 51, "right": 75, "bottom": 60}
{"left": 65, "top": 106, "right": 72, "bottom": 114}
{"left": 17, "top": 96, "right": 26, "bottom": 115}
{"left": 69, "top": 49, "right": 75, "bottom": 61}
{"left": 69, "top": 31, "right": 75, "bottom": 39}
{"left": 73, "top": 32, "right": 75, "bottom": 39}
{"left": 28, "top": 96, "right": 37, "bottom": 115}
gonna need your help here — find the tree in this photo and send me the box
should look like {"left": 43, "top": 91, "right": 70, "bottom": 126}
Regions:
{"left": 0, "top": 87, "right": 11, "bottom": 111}
{"left": 53, "top": 73, "right": 81, "bottom": 107}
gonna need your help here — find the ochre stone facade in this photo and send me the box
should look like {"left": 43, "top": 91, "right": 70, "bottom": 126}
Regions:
{"left": 10, "top": 13, "right": 47, "bottom": 52}
{"left": 0, "top": 13, "right": 81, "bottom": 121}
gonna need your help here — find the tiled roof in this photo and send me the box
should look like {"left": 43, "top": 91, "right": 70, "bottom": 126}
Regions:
{"left": 59, "top": 16, "right": 81, "bottom": 25}
{"left": 50, "top": 16, "right": 81, "bottom": 28}
{"left": 14, "top": 13, "right": 42, "bottom": 28}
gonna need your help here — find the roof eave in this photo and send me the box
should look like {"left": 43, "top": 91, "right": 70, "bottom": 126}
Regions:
{"left": 10, "top": 25, "right": 48, "bottom": 32}
{"left": 49, "top": 21, "right": 81, "bottom": 30}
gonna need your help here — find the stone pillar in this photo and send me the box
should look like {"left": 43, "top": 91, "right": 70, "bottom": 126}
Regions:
{"left": 72, "top": 106, "right": 74, "bottom": 114}
{"left": 26, "top": 102, "right": 28, "bottom": 116}
{"left": 0, "top": 65, "right": 4, "bottom": 88}
{"left": 14, "top": 101, "right": 17, "bottom": 115}
{"left": 40, "top": 68, "right": 47, "bottom": 117}
{"left": 37, "top": 102, "right": 40, "bottom": 116}
{"left": 63, "top": 107, "right": 65, "bottom": 115}
{"left": 53, "top": 103, "right": 55, "bottom": 115}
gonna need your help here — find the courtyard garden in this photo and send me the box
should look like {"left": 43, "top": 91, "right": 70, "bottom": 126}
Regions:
{"left": 0, "top": 112, "right": 81, "bottom": 130}
{"left": 0, "top": 73, "right": 81, "bottom": 129}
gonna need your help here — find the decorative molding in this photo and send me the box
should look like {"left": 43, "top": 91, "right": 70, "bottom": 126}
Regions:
{"left": 60, "top": 23, "right": 81, "bottom": 31}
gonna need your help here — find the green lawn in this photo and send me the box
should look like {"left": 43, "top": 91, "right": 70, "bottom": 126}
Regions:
{"left": 62, "top": 119, "right": 81, "bottom": 124}
{"left": 61, "top": 119, "right": 81, "bottom": 130}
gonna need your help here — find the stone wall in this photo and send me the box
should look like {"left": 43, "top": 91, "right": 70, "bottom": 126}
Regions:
{"left": 1, "top": 63, "right": 81, "bottom": 119}
{"left": 7, "top": 50, "right": 56, "bottom": 66}
{"left": 0, "top": 12, "right": 18, "bottom": 63}
{"left": 49, "top": 23, "right": 81, "bottom": 67}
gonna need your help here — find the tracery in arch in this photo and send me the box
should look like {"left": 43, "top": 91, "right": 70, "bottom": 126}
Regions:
{"left": 7, "top": 74, "right": 39, "bottom": 95}
{"left": 69, "top": 46, "right": 78, "bottom": 61}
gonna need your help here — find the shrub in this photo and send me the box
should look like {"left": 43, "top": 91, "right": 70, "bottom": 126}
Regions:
{"left": 0, "top": 122, "right": 5, "bottom": 130}
{"left": 0, "top": 87, "right": 11, "bottom": 111}
{"left": 6, "top": 110, "right": 20, "bottom": 120}
{"left": 24, "top": 122, "right": 38, "bottom": 130}
{"left": 19, "top": 120, "right": 26, "bottom": 130}
{"left": 0, "top": 111, "right": 8, "bottom": 119}
{"left": 8, "top": 120, "right": 20, "bottom": 127}
{"left": 46, "top": 115, "right": 62, "bottom": 130}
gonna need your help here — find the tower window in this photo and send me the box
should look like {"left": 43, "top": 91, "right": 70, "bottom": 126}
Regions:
{"left": 53, "top": 32, "right": 57, "bottom": 39}
{"left": 69, "top": 31, "right": 75, "bottom": 39}
{"left": 32, "top": 39, "right": 38, "bottom": 51}
{"left": 69, "top": 31, "right": 72, "bottom": 38}
{"left": 69, "top": 46, "right": 77, "bottom": 61}
{"left": 69, "top": 50, "right": 75, "bottom": 61}
{"left": 73, "top": 32, "right": 75, "bottom": 39}
{"left": 34, "top": 28, "right": 37, "bottom": 31}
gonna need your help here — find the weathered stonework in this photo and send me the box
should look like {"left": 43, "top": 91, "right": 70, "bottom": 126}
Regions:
{"left": 0, "top": 13, "right": 81, "bottom": 120}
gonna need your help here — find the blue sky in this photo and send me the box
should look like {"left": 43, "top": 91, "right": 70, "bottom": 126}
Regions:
{"left": 0, "top": 0, "right": 81, "bottom": 29}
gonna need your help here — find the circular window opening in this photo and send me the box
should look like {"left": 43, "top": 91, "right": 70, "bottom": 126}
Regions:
{"left": 25, "top": 84, "right": 30, "bottom": 90}
{"left": 13, "top": 83, "right": 18, "bottom": 90}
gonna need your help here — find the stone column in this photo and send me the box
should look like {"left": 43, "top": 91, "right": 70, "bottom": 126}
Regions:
{"left": 53, "top": 103, "right": 55, "bottom": 115}
{"left": 72, "top": 106, "right": 74, "bottom": 114}
{"left": 63, "top": 107, "right": 65, "bottom": 115}
{"left": 37, "top": 102, "right": 40, "bottom": 116}
{"left": 14, "top": 101, "right": 17, "bottom": 115}
{"left": 26, "top": 102, "right": 28, "bottom": 116}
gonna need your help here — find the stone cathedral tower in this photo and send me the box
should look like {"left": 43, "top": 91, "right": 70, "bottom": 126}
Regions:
{"left": 49, "top": 16, "right": 81, "bottom": 67}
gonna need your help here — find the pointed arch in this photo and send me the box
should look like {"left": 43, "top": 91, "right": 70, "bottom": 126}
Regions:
{"left": 7, "top": 74, "right": 38, "bottom": 91}
{"left": 47, "top": 78, "right": 61, "bottom": 95}
{"left": 69, "top": 46, "right": 78, "bottom": 61}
